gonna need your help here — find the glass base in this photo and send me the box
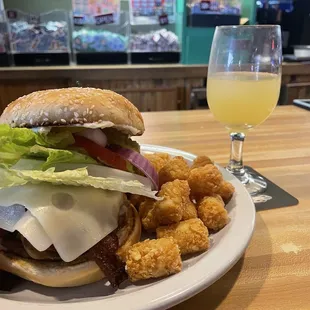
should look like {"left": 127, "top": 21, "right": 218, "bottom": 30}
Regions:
{"left": 244, "top": 172, "right": 267, "bottom": 196}
{"left": 227, "top": 168, "right": 267, "bottom": 196}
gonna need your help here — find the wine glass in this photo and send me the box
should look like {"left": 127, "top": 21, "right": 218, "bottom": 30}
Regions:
{"left": 207, "top": 25, "right": 282, "bottom": 196}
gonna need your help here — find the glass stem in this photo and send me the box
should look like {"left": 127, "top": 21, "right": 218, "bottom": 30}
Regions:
{"left": 226, "top": 132, "right": 248, "bottom": 184}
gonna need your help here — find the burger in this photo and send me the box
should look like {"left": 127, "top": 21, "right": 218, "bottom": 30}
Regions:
{"left": 0, "top": 88, "right": 158, "bottom": 289}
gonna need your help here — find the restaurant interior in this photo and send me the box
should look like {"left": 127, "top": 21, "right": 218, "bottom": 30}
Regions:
{"left": 0, "top": 0, "right": 310, "bottom": 309}
{"left": 0, "top": 0, "right": 309, "bottom": 112}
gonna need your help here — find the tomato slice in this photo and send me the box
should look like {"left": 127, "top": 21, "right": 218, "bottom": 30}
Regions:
{"left": 73, "top": 135, "right": 128, "bottom": 171}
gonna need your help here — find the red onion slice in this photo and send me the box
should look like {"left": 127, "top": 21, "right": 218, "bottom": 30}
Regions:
{"left": 108, "top": 145, "right": 159, "bottom": 190}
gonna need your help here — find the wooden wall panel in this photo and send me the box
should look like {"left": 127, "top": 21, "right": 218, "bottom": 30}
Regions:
{"left": 0, "top": 79, "right": 70, "bottom": 114}
{"left": 71, "top": 79, "right": 187, "bottom": 112}
{"left": 3, "top": 63, "right": 309, "bottom": 111}
{"left": 0, "top": 76, "right": 203, "bottom": 115}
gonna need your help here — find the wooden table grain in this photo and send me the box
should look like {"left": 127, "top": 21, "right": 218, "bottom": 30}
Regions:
{"left": 137, "top": 106, "right": 310, "bottom": 310}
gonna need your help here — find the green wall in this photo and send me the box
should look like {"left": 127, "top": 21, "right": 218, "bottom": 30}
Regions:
{"left": 242, "top": 0, "right": 256, "bottom": 24}
{"left": 3, "top": 0, "right": 71, "bottom": 13}
{"left": 181, "top": 0, "right": 257, "bottom": 64}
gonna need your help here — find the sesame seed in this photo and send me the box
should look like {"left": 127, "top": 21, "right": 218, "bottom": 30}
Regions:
{"left": 44, "top": 112, "right": 49, "bottom": 117}
{"left": 74, "top": 112, "right": 79, "bottom": 118}
{"left": 86, "top": 108, "right": 89, "bottom": 114}
{"left": 83, "top": 118, "right": 87, "bottom": 122}
{"left": 91, "top": 105, "right": 95, "bottom": 109}
{"left": 60, "top": 119, "right": 66, "bottom": 124}
{"left": 99, "top": 113, "right": 104, "bottom": 117}
{"left": 30, "top": 119, "right": 33, "bottom": 125}
{"left": 70, "top": 107, "right": 75, "bottom": 111}
{"left": 53, "top": 121, "right": 58, "bottom": 125}
{"left": 64, "top": 107, "right": 68, "bottom": 113}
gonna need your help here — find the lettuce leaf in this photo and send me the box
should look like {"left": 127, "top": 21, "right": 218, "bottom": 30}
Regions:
{"left": 35, "top": 130, "right": 75, "bottom": 148}
{"left": 0, "top": 165, "right": 27, "bottom": 188}
{"left": 0, "top": 125, "right": 35, "bottom": 164}
{"left": 0, "top": 126, "right": 35, "bottom": 146}
{"left": 0, "top": 167, "right": 158, "bottom": 199}
{"left": 0, "top": 124, "right": 94, "bottom": 168}
{"left": 104, "top": 128, "right": 140, "bottom": 153}
{"left": 27, "top": 145, "right": 96, "bottom": 169}
{"left": 0, "top": 125, "right": 156, "bottom": 197}
{"left": 0, "top": 124, "right": 142, "bottom": 176}
{"left": 0, "top": 124, "right": 75, "bottom": 148}
{"left": 0, "top": 142, "right": 30, "bottom": 165}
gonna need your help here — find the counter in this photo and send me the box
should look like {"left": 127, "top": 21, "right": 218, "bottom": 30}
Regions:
{"left": 0, "top": 63, "right": 309, "bottom": 113}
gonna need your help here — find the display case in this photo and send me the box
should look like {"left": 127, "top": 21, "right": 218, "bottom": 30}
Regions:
{"left": 187, "top": 0, "right": 241, "bottom": 27}
{"left": 129, "top": 0, "right": 181, "bottom": 64}
{"left": 73, "top": 12, "right": 129, "bottom": 65}
{"left": 0, "top": 10, "right": 10, "bottom": 66}
{"left": 7, "top": 9, "right": 71, "bottom": 66}
{"left": 72, "top": 0, "right": 127, "bottom": 64}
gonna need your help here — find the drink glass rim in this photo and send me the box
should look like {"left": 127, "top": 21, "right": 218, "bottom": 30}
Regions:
{"left": 216, "top": 25, "right": 281, "bottom": 30}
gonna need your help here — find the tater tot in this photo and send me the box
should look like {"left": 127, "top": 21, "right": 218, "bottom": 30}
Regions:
{"left": 156, "top": 153, "right": 171, "bottom": 161}
{"left": 197, "top": 196, "right": 229, "bottom": 232}
{"left": 174, "top": 179, "right": 197, "bottom": 220}
{"left": 126, "top": 238, "right": 182, "bottom": 281}
{"left": 156, "top": 219, "right": 209, "bottom": 255}
{"left": 159, "top": 156, "right": 190, "bottom": 186}
{"left": 195, "top": 193, "right": 224, "bottom": 206}
{"left": 144, "top": 153, "right": 171, "bottom": 173}
{"left": 155, "top": 180, "right": 187, "bottom": 225}
{"left": 182, "top": 200, "right": 197, "bottom": 220}
{"left": 217, "top": 181, "right": 235, "bottom": 204}
{"left": 139, "top": 199, "right": 158, "bottom": 232}
{"left": 188, "top": 164, "right": 223, "bottom": 198}
{"left": 191, "top": 155, "right": 213, "bottom": 170}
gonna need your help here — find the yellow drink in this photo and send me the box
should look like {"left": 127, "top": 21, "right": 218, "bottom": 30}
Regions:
{"left": 207, "top": 72, "right": 281, "bottom": 132}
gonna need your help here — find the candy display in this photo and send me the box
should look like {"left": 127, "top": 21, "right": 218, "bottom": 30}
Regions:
{"left": 190, "top": 0, "right": 241, "bottom": 15}
{"left": 73, "top": 28, "right": 127, "bottom": 52}
{"left": 130, "top": 29, "right": 180, "bottom": 52}
{"left": 73, "top": 0, "right": 120, "bottom": 25}
{"left": 0, "top": 31, "right": 7, "bottom": 53}
{"left": 9, "top": 21, "right": 69, "bottom": 53}
{"left": 0, "top": 19, "right": 9, "bottom": 54}
{"left": 130, "top": 0, "right": 175, "bottom": 25}
{"left": 131, "top": 0, "right": 174, "bottom": 17}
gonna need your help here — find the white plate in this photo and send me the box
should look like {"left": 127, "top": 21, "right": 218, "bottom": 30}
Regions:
{"left": 0, "top": 145, "right": 256, "bottom": 310}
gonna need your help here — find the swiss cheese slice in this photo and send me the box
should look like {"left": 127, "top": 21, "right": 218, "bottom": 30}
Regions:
{"left": 0, "top": 184, "right": 123, "bottom": 262}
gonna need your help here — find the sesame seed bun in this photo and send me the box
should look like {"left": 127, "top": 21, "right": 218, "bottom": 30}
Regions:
{"left": 0, "top": 203, "right": 141, "bottom": 287}
{"left": 0, "top": 88, "right": 145, "bottom": 136}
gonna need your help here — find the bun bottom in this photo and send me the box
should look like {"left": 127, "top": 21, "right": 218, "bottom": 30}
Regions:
{"left": 0, "top": 204, "right": 141, "bottom": 287}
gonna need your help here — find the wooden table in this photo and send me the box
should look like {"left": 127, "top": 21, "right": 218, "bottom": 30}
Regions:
{"left": 137, "top": 106, "right": 310, "bottom": 310}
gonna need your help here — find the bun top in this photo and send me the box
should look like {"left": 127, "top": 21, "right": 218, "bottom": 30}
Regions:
{"left": 0, "top": 88, "right": 145, "bottom": 136}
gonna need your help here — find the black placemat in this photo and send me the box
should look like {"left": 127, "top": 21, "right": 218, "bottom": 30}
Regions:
{"left": 245, "top": 166, "right": 299, "bottom": 211}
